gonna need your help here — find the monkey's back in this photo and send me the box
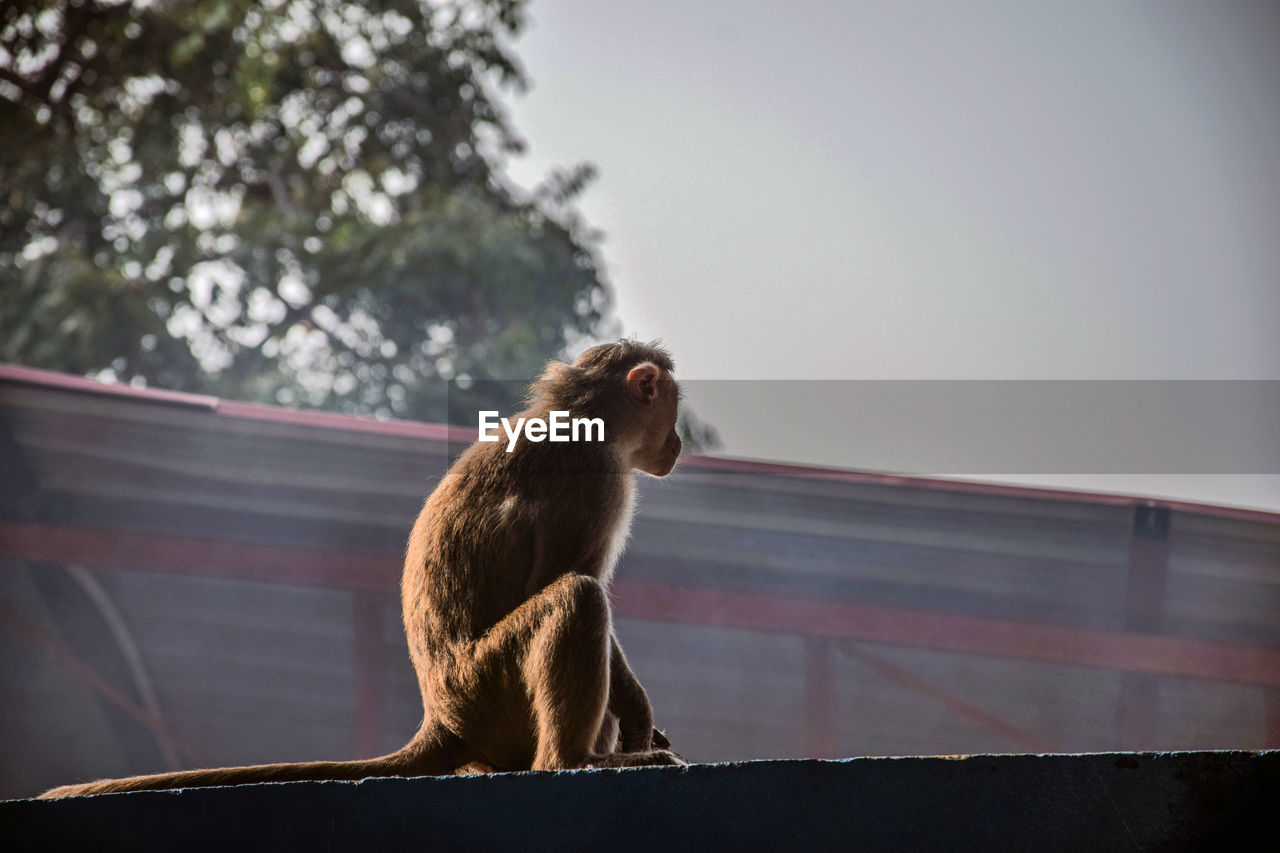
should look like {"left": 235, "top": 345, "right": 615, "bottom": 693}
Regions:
{"left": 402, "top": 431, "right": 624, "bottom": 659}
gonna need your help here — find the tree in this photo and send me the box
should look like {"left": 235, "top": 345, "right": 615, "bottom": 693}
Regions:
{"left": 0, "top": 0, "right": 615, "bottom": 424}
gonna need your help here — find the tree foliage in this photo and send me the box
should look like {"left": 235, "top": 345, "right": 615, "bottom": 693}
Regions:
{"left": 0, "top": 0, "right": 616, "bottom": 423}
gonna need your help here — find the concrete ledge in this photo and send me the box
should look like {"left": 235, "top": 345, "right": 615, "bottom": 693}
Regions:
{"left": 3, "top": 751, "right": 1275, "bottom": 851}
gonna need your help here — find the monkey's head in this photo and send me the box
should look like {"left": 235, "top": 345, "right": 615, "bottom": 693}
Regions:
{"left": 536, "top": 341, "right": 682, "bottom": 478}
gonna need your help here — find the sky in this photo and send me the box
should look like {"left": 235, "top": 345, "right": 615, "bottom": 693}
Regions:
{"left": 500, "top": 0, "right": 1280, "bottom": 511}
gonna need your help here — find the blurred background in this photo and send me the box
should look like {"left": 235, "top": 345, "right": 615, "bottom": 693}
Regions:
{"left": 1, "top": 0, "right": 1277, "bottom": 799}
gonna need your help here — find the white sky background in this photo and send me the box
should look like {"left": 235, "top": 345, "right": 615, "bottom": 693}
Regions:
{"left": 501, "top": 0, "right": 1280, "bottom": 511}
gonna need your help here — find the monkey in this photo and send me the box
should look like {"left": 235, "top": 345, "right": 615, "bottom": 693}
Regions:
{"left": 40, "top": 340, "right": 685, "bottom": 798}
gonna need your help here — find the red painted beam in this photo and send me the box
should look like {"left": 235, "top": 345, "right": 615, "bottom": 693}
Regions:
{"left": 0, "top": 363, "right": 219, "bottom": 410}
{"left": 610, "top": 580, "right": 1280, "bottom": 688}
{"left": 0, "top": 522, "right": 399, "bottom": 591}
{"left": 0, "top": 363, "right": 469, "bottom": 443}
{"left": 6, "top": 363, "right": 1279, "bottom": 525}
{"left": 678, "top": 455, "right": 1280, "bottom": 526}
{"left": 3, "top": 521, "right": 1278, "bottom": 688}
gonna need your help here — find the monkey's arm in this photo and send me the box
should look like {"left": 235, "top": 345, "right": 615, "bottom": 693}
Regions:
{"left": 608, "top": 635, "right": 659, "bottom": 752}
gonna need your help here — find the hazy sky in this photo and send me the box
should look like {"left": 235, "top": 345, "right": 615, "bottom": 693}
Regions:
{"left": 501, "top": 0, "right": 1280, "bottom": 510}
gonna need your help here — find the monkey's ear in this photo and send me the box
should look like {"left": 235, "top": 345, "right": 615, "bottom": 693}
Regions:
{"left": 626, "top": 362, "right": 661, "bottom": 406}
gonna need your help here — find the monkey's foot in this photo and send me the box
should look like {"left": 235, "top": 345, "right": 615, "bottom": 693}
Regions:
{"left": 453, "top": 761, "right": 498, "bottom": 775}
{"left": 585, "top": 749, "right": 686, "bottom": 769}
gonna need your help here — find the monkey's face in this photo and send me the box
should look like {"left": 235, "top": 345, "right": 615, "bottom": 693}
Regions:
{"left": 633, "top": 373, "right": 682, "bottom": 478}
{"left": 649, "top": 425, "right": 683, "bottom": 477}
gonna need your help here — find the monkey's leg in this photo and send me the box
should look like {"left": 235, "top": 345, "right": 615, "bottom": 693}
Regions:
{"left": 447, "top": 573, "right": 609, "bottom": 771}
{"left": 518, "top": 579, "right": 683, "bottom": 770}
{"left": 462, "top": 574, "right": 680, "bottom": 771}
{"left": 521, "top": 574, "right": 614, "bottom": 770}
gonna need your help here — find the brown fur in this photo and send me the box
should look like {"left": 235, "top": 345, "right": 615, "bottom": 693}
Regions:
{"left": 41, "top": 340, "right": 684, "bottom": 798}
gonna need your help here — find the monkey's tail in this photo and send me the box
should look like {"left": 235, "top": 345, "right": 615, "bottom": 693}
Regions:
{"left": 38, "top": 720, "right": 467, "bottom": 799}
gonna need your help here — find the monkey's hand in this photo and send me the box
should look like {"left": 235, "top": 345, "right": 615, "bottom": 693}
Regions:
{"left": 650, "top": 728, "right": 688, "bottom": 764}
{"left": 617, "top": 710, "right": 655, "bottom": 753}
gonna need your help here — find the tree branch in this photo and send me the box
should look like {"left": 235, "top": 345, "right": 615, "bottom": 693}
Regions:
{"left": 6, "top": 0, "right": 115, "bottom": 103}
